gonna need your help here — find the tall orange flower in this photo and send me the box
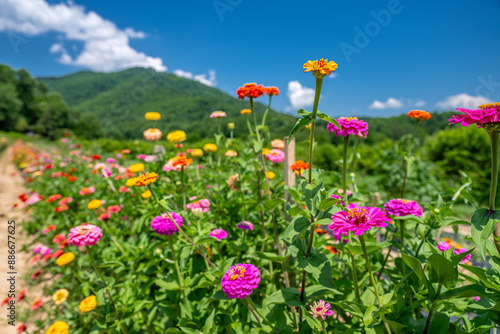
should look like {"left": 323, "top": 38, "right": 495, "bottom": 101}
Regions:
{"left": 290, "top": 160, "right": 309, "bottom": 176}
{"left": 135, "top": 172, "right": 158, "bottom": 186}
{"left": 303, "top": 58, "right": 338, "bottom": 78}
{"left": 170, "top": 156, "right": 193, "bottom": 167}
{"left": 236, "top": 83, "right": 265, "bottom": 100}
{"left": 263, "top": 86, "right": 280, "bottom": 96}
{"left": 407, "top": 110, "right": 431, "bottom": 121}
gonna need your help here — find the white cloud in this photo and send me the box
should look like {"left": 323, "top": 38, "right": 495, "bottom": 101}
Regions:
{"left": 414, "top": 100, "right": 426, "bottom": 107}
{"left": 0, "top": 0, "right": 166, "bottom": 72}
{"left": 173, "top": 69, "right": 217, "bottom": 87}
{"left": 287, "top": 80, "right": 315, "bottom": 109}
{"left": 369, "top": 97, "right": 404, "bottom": 110}
{"left": 435, "top": 93, "right": 493, "bottom": 110}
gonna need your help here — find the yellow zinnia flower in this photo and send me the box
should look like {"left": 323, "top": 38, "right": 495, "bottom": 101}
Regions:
{"left": 303, "top": 58, "right": 338, "bottom": 78}
{"left": 52, "top": 289, "right": 69, "bottom": 305}
{"left": 129, "top": 163, "right": 145, "bottom": 173}
{"left": 262, "top": 148, "right": 271, "bottom": 155}
{"left": 227, "top": 123, "right": 235, "bottom": 130}
{"left": 145, "top": 112, "right": 161, "bottom": 121}
{"left": 203, "top": 143, "right": 217, "bottom": 153}
{"left": 135, "top": 172, "right": 158, "bottom": 187}
{"left": 141, "top": 190, "right": 152, "bottom": 199}
{"left": 266, "top": 171, "right": 276, "bottom": 179}
{"left": 190, "top": 149, "right": 204, "bottom": 157}
{"left": 79, "top": 295, "right": 97, "bottom": 313}
{"left": 240, "top": 109, "right": 251, "bottom": 115}
{"left": 56, "top": 252, "right": 75, "bottom": 267}
{"left": 166, "top": 130, "right": 187, "bottom": 143}
{"left": 87, "top": 199, "right": 102, "bottom": 210}
{"left": 46, "top": 321, "right": 69, "bottom": 334}
{"left": 125, "top": 177, "right": 138, "bottom": 187}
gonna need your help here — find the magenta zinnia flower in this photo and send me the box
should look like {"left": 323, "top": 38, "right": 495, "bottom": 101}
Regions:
{"left": 437, "top": 241, "right": 451, "bottom": 252}
{"left": 384, "top": 199, "right": 423, "bottom": 217}
{"left": 329, "top": 203, "right": 391, "bottom": 236}
{"left": 448, "top": 105, "right": 500, "bottom": 128}
{"left": 331, "top": 189, "right": 352, "bottom": 206}
{"left": 151, "top": 212, "right": 183, "bottom": 236}
{"left": 265, "top": 149, "right": 285, "bottom": 164}
{"left": 237, "top": 221, "right": 254, "bottom": 230}
{"left": 68, "top": 224, "right": 102, "bottom": 246}
{"left": 221, "top": 263, "right": 261, "bottom": 299}
{"left": 454, "top": 247, "right": 472, "bottom": 263}
{"left": 327, "top": 117, "right": 368, "bottom": 138}
{"left": 210, "top": 229, "right": 228, "bottom": 241}
{"left": 309, "top": 300, "right": 334, "bottom": 320}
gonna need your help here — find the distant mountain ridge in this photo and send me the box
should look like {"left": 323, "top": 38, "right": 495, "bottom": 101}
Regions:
{"left": 39, "top": 68, "right": 295, "bottom": 140}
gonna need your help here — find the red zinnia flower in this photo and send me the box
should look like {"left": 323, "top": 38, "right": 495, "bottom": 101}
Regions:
{"left": 92, "top": 154, "right": 101, "bottom": 160}
{"left": 31, "top": 269, "right": 42, "bottom": 280}
{"left": 1, "top": 297, "right": 12, "bottom": 306}
{"left": 67, "top": 176, "right": 77, "bottom": 182}
{"left": 263, "top": 86, "right": 279, "bottom": 96}
{"left": 31, "top": 298, "right": 43, "bottom": 310}
{"left": 54, "top": 205, "right": 68, "bottom": 212}
{"left": 17, "top": 289, "right": 26, "bottom": 302}
{"left": 236, "top": 83, "right": 265, "bottom": 100}
{"left": 46, "top": 194, "right": 62, "bottom": 203}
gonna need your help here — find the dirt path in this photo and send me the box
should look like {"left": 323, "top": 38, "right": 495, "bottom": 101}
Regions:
{"left": 0, "top": 146, "right": 31, "bottom": 333}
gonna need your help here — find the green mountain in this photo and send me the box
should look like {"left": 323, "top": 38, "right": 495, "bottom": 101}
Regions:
{"left": 39, "top": 68, "right": 297, "bottom": 140}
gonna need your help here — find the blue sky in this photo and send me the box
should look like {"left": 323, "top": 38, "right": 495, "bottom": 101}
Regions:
{"left": 1, "top": 0, "right": 500, "bottom": 117}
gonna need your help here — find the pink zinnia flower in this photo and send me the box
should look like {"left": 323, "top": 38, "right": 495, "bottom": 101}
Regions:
{"left": 186, "top": 199, "right": 210, "bottom": 213}
{"left": 309, "top": 300, "right": 334, "bottom": 320}
{"left": 448, "top": 107, "right": 500, "bottom": 127}
{"left": 107, "top": 205, "right": 121, "bottom": 213}
{"left": 145, "top": 155, "right": 156, "bottom": 162}
{"left": 265, "top": 149, "right": 285, "bottom": 164}
{"left": 97, "top": 213, "right": 110, "bottom": 221}
{"left": 17, "top": 290, "right": 26, "bottom": 303}
{"left": 210, "top": 111, "right": 227, "bottom": 118}
{"left": 454, "top": 247, "right": 472, "bottom": 263}
{"left": 331, "top": 189, "right": 352, "bottom": 206}
{"left": 333, "top": 230, "right": 348, "bottom": 243}
{"left": 79, "top": 186, "right": 96, "bottom": 196}
{"left": 221, "top": 263, "right": 261, "bottom": 299}
{"left": 106, "top": 158, "right": 115, "bottom": 163}
{"left": 25, "top": 193, "right": 42, "bottom": 205}
{"left": 473, "top": 296, "right": 480, "bottom": 302}
{"left": 329, "top": 203, "right": 391, "bottom": 236}
{"left": 237, "top": 221, "right": 254, "bottom": 230}
{"left": 210, "top": 229, "right": 228, "bottom": 241}
{"left": 437, "top": 241, "right": 451, "bottom": 252}
{"left": 58, "top": 197, "right": 73, "bottom": 206}
{"left": 327, "top": 117, "right": 368, "bottom": 138}
{"left": 137, "top": 154, "right": 147, "bottom": 160}
{"left": 68, "top": 224, "right": 103, "bottom": 246}
{"left": 151, "top": 212, "right": 183, "bottom": 236}
{"left": 119, "top": 186, "right": 129, "bottom": 193}
{"left": 384, "top": 199, "right": 423, "bottom": 217}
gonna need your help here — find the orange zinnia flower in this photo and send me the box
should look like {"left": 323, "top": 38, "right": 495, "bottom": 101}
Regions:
{"left": 303, "top": 58, "right": 338, "bottom": 78}
{"left": 236, "top": 83, "right": 265, "bottom": 100}
{"left": 67, "top": 176, "right": 77, "bottom": 182}
{"left": 407, "top": 110, "right": 431, "bottom": 121}
{"left": 325, "top": 246, "right": 338, "bottom": 254}
{"left": 290, "top": 160, "right": 309, "bottom": 176}
{"left": 31, "top": 298, "right": 43, "bottom": 311}
{"left": 135, "top": 172, "right": 158, "bottom": 186}
{"left": 263, "top": 86, "right": 280, "bottom": 96}
{"left": 170, "top": 156, "right": 193, "bottom": 167}
{"left": 46, "top": 194, "right": 62, "bottom": 203}
{"left": 54, "top": 205, "right": 68, "bottom": 212}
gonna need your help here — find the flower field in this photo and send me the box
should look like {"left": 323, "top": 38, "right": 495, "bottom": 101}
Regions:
{"left": 6, "top": 59, "right": 500, "bottom": 334}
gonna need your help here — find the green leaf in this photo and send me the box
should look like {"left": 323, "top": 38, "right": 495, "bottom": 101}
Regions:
{"left": 346, "top": 241, "right": 391, "bottom": 255}
{"left": 283, "top": 216, "right": 310, "bottom": 245}
{"left": 252, "top": 251, "right": 290, "bottom": 263}
{"left": 302, "top": 179, "right": 323, "bottom": 213}
{"left": 437, "top": 284, "right": 489, "bottom": 300}
{"left": 211, "top": 290, "right": 230, "bottom": 300}
{"left": 317, "top": 111, "right": 341, "bottom": 130}
{"left": 203, "top": 310, "right": 216, "bottom": 334}
{"left": 471, "top": 208, "right": 499, "bottom": 258}
{"left": 288, "top": 115, "right": 312, "bottom": 141}
{"left": 253, "top": 139, "right": 263, "bottom": 154}
{"left": 402, "top": 253, "right": 435, "bottom": 299}
{"left": 264, "top": 198, "right": 285, "bottom": 211}
{"left": 297, "top": 109, "right": 311, "bottom": 116}
{"left": 427, "top": 312, "right": 449, "bottom": 334}
{"left": 317, "top": 197, "right": 341, "bottom": 211}
{"left": 98, "top": 261, "right": 124, "bottom": 268}
{"left": 155, "top": 279, "right": 180, "bottom": 291}
{"left": 298, "top": 252, "right": 339, "bottom": 291}
{"left": 460, "top": 264, "right": 500, "bottom": 292}
{"left": 450, "top": 248, "right": 474, "bottom": 266}
{"left": 427, "top": 254, "right": 457, "bottom": 287}
{"left": 265, "top": 288, "right": 302, "bottom": 307}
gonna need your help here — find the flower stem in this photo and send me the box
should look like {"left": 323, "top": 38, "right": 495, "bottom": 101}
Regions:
{"left": 147, "top": 184, "right": 216, "bottom": 269}
{"left": 489, "top": 132, "right": 499, "bottom": 211}
{"left": 320, "top": 319, "right": 328, "bottom": 334}
{"left": 250, "top": 97, "right": 261, "bottom": 142}
{"left": 359, "top": 235, "right": 392, "bottom": 334}
{"left": 401, "top": 120, "right": 420, "bottom": 198}
{"left": 168, "top": 235, "right": 185, "bottom": 301}
{"left": 85, "top": 245, "right": 127, "bottom": 334}
{"left": 246, "top": 297, "right": 276, "bottom": 331}
{"left": 423, "top": 300, "right": 438, "bottom": 334}
{"left": 342, "top": 135, "right": 350, "bottom": 206}
{"left": 261, "top": 95, "right": 272, "bottom": 134}
{"left": 308, "top": 78, "right": 323, "bottom": 185}
{"left": 180, "top": 166, "right": 186, "bottom": 209}
{"left": 349, "top": 232, "right": 361, "bottom": 303}
{"left": 377, "top": 228, "right": 398, "bottom": 280}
